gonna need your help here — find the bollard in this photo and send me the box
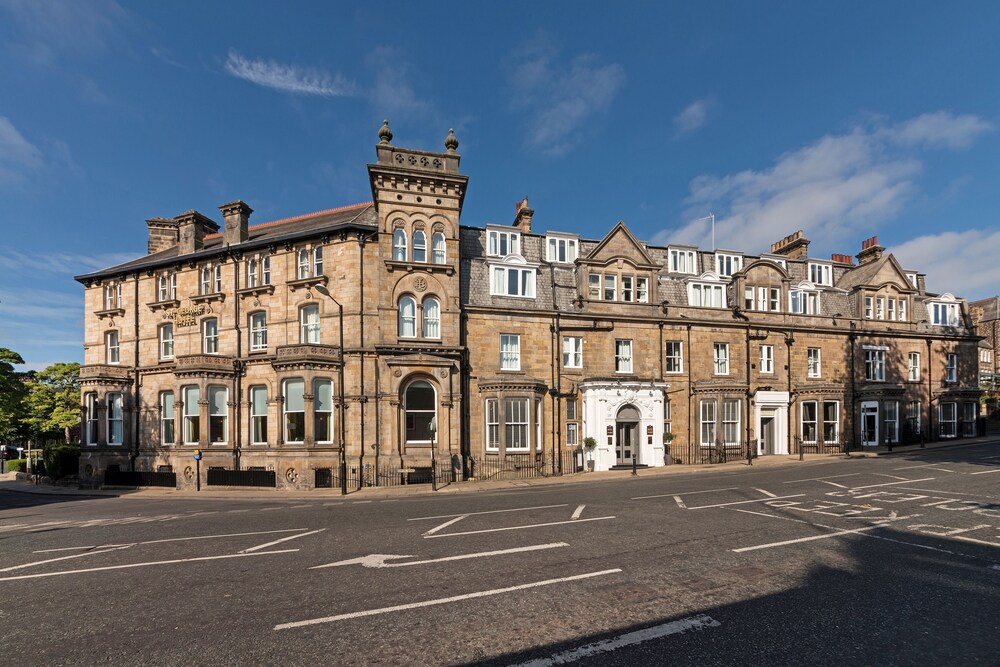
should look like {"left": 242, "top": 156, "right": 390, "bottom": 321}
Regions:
{"left": 632, "top": 452, "right": 637, "bottom": 476}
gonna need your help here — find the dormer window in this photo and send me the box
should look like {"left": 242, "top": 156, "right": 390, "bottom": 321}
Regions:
{"left": 808, "top": 262, "right": 832, "bottom": 286}
{"left": 906, "top": 272, "right": 918, "bottom": 288}
{"left": 488, "top": 228, "right": 520, "bottom": 257}
{"left": 546, "top": 235, "right": 578, "bottom": 263}
{"left": 669, "top": 248, "right": 696, "bottom": 274}
{"left": 790, "top": 284, "right": 821, "bottom": 315}
{"left": 931, "top": 300, "right": 960, "bottom": 327}
{"left": 490, "top": 254, "right": 536, "bottom": 298}
{"left": 715, "top": 253, "right": 742, "bottom": 277}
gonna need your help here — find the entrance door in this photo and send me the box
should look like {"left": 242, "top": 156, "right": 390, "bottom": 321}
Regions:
{"left": 861, "top": 402, "right": 879, "bottom": 447}
{"left": 615, "top": 404, "right": 640, "bottom": 466}
{"left": 760, "top": 416, "right": 775, "bottom": 455}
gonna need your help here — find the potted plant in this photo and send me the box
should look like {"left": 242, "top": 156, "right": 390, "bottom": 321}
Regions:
{"left": 583, "top": 437, "right": 597, "bottom": 471}
{"left": 662, "top": 431, "right": 674, "bottom": 465}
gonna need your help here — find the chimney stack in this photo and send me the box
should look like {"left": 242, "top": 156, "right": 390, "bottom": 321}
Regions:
{"left": 145, "top": 217, "right": 179, "bottom": 255}
{"left": 220, "top": 200, "right": 253, "bottom": 246}
{"left": 769, "top": 230, "right": 810, "bottom": 260}
{"left": 831, "top": 253, "right": 854, "bottom": 265}
{"left": 513, "top": 197, "right": 533, "bottom": 234}
{"left": 175, "top": 211, "right": 220, "bottom": 255}
{"left": 856, "top": 235, "right": 884, "bottom": 265}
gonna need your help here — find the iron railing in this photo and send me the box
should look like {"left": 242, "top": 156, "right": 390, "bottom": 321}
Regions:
{"left": 206, "top": 468, "right": 276, "bottom": 487}
{"left": 698, "top": 441, "right": 750, "bottom": 464}
{"left": 104, "top": 469, "right": 177, "bottom": 487}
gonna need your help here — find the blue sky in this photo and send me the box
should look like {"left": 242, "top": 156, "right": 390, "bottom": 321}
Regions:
{"left": 2, "top": 1, "right": 1000, "bottom": 369}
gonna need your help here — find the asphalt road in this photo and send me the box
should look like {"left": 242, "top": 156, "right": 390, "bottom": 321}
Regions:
{"left": 1, "top": 444, "right": 999, "bottom": 666}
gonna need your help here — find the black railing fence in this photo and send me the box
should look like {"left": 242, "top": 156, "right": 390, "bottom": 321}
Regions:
{"left": 206, "top": 468, "right": 276, "bottom": 487}
{"left": 795, "top": 437, "right": 845, "bottom": 455}
{"left": 698, "top": 440, "right": 753, "bottom": 464}
{"left": 104, "top": 469, "right": 177, "bottom": 487}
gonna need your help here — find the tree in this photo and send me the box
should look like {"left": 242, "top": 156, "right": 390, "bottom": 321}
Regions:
{"left": 0, "top": 348, "right": 28, "bottom": 445}
{"left": 23, "top": 362, "right": 81, "bottom": 444}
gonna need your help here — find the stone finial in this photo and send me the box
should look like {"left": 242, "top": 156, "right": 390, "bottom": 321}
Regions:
{"left": 444, "top": 128, "right": 459, "bottom": 154}
{"left": 378, "top": 119, "right": 393, "bottom": 145}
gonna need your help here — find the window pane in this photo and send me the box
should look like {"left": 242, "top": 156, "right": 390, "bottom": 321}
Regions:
{"left": 285, "top": 379, "right": 304, "bottom": 412}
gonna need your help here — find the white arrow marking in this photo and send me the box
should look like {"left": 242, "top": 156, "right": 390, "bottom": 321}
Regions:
{"left": 275, "top": 568, "right": 622, "bottom": 629}
{"left": 571, "top": 505, "right": 585, "bottom": 520}
{"left": 311, "top": 542, "right": 569, "bottom": 570}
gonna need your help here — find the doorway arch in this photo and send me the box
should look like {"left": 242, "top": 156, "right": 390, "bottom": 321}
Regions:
{"left": 615, "top": 404, "right": 640, "bottom": 465}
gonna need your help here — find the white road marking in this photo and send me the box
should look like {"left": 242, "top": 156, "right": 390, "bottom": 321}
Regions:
{"left": 731, "top": 508, "right": 811, "bottom": 524}
{"left": 32, "top": 546, "right": 94, "bottom": 553}
{"left": 673, "top": 496, "right": 687, "bottom": 509}
{"left": 408, "top": 504, "right": 568, "bottom": 521}
{"left": 733, "top": 525, "right": 883, "bottom": 552}
{"left": 632, "top": 487, "right": 738, "bottom": 500}
{"left": 289, "top": 504, "right": 312, "bottom": 509}
{"left": 872, "top": 473, "right": 910, "bottom": 480}
{"left": 424, "top": 515, "right": 467, "bottom": 536}
{"left": 227, "top": 509, "right": 251, "bottom": 513}
{"left": 240, "top": 529, "right": 325, "bottom": 553}
{"left": 689, "top": 494, "right": 806, "bottom": 510}
{"left": 311, "top": 543, "right": 569, "bottom": 569}
{"left": 274, "top": 568, "right": 622, "bottom": 630}
{"left": 423, "top": 516, "right": 616, "bottom": 538}
{"left": 894, "top": 464, "right": 940, "bottom": 471}
{"left": 818, "top": 480, "right": 849, "bottom": 488}
{"left": 970, "top": 469, "right": 1000, "bottom": 476}
{"left": 753, "top": 488, "right": 777, "bottom": 498}
{"left": 571, "top": 505, "right": 586, "bottom": 520}
{"left": 33, "top": 529, "right": 309, "bottom": 554}
{"left": 783, "top": 473, "right": 861, "bottom": 484}
{"left": 509, "top": 614, "right": 721, "bottom": 667}
{"left": 0, "top": 549, "right": 299, "bottom": 582}
{"left": 899, "top": 487, "right": 993, "bottom": 497}
{"left": 0, "top": 545, "right": 134, "bottom": 572}
{"left": 262, "top": 507, "right": 284, "bottom": 511}
{"left": 850, "top": 477, "right": 935, "bottom": 490}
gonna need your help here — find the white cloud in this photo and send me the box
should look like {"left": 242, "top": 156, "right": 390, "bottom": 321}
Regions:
{"left": 0, "top": 0, "right": 128, "bottom": 60}
{"left": 655, "top": 111, "right": 992, "bottom": 254}
{"left": 0, "top": 115, "right": 43, "bottom": 186}
{"left": 507, "top": 38, "right": 624, "bottom": 156}
{"left": 225, "top": 50, "right": 356, "bottom": 97}
{"left": 892, "top": 228, "right": 1000, "bottom": 300}
{"left": 0, "top": 249, "right": 134, "bottom": 275}
{"left": 887, "top": 111, "right": 993, "bottom": 150}
{"left": 674, "top": 99, "right": 711, "bottom": 136}
{"left": 367, "top": 46, "right": 429, "bottom": 118}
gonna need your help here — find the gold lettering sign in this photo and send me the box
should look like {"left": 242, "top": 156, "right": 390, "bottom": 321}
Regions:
{"left": 165, "top": 305, "right": 206, "bottom": 327}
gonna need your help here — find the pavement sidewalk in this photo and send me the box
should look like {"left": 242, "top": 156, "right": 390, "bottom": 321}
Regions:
{"left": 1, "top": 436, "right": 995, "bottom": 501}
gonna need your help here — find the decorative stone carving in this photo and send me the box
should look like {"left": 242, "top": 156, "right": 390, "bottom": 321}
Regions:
{"left": 285, "top": 468, "right": 298, "bottom": 483}
{"left": 414, "top": 277, "right": 427, "bottom": 292}
{"left": 184, "top": 466, "right": 194, "bottom": 480}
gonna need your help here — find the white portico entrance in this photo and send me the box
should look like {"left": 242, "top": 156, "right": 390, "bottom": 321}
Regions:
{"left": 580, "top": 381, "right": 668, "bottom": 472}
{"left": 754, "top": 390, "right": 789, "bottom": 455}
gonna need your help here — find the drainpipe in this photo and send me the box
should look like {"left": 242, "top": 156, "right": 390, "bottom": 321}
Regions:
{"left": 745, "top": 322, "right": 752, "bottom": 449}
{"left": 553, "top": 310, "right": 562, "bottom": 475}
{"left": 686, "top": 323, "right": 693, "bottom": 464}
{"left": 232, "top": 254, "right": 243, "bottom": 470}
{"left": 131, "top": 271, "right": 140, "bottom": 472}
{"left": 357, "top": 234, "right": 366, "bottom": 485}
{"left": 848, "top": 323, "right": 856, "bottom": 454}
{"left": 927, "top": 337, "right": 933, "bottom": 440}
{"left": 785, "top": 332, "right": 794, "bottom": 457}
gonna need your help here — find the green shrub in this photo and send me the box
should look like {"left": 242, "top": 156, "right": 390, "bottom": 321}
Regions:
{"left": 5, "top": 458, "right": 26, "bottom": 473}
{"left": 42, "top": 443, "right": 80, "bottom": 480}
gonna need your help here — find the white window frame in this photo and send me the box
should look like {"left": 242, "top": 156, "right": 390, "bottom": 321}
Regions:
{"left": 85, "top": 393, "right": 99, "bottom": 445}
{"left": 604, "top": 274, "right": 617, "bottom": 301}
{"left": 160, "top": 391, "right": 174, "bottom": 446}
{"left": 801, "top": 400, "right": 818, "bottom": 444}
{"left": 790, "top": 289, "right": 820, "bottom": 315}
{"left": 689, "top": 282, "right": 725, "bottom": 308}
{"left": 931, "top": 301, "right": 960, "bottom": 327}
{"left": 398, "top": 296, "right": 417, "bottom": 338}
{"left": 485, "top": 398, "right": 499, "bottom": 451}
{"left": 760, "top": 345, "right": 774, "bottom": 374}
{"left": 713, "top": 342, "right": 729, "bottom": 375}
{"left": 300, "top": 304, "right": 320, "bottom": 344}
{"left": 865, "top": 296, "right": 873, "bottom": 319}
{"left": 491, "top": 265, "right": 536, "bottom": 298}
{"left": 699, "top": 399, "right": 716, "bottom": 447}
{"left": 431, "top": 231, "right": 446, "bottom": 264}
{"left": 261, "top": 256, "right": 271, "bottom": 285}
{"left": 249, "top": 312, "right": 267, "bottom": 352}
{"left": 945, "top": 353, "right": 957, "bottom": 383}
{"left": 588, "top": 273, "right": 601, "bottom": 300}
{"left": 247, "top": 258, "right": 259, "bottom": 288}
{"left": 722, "top": 399, "right": 740, "bottom": 445}
{"left": 203, "top": 318, "right": 219, "bottom": 354}
{"left": 669, "top": 248, "right": 696, "bottom": 274}
{"left": 615, "top": 339, "right": 633, "bottom": 374}
{"left": 250, "top": 385, "right": 268, "bottom": 445}
{"left": 107, "top": 392, "right": 124, "bottom": 445}
{"left": 636, "top": 277, "right": 649, "bottom": 303}
{"left": 487, "top": 228, "right": 520, "bottom": 257}
{"left": 908, "top": 352, "right": 921, "bottom": 381}
{"left": 808, "top": 262, "right": 832, "bottom": 286}
{"left": 297, "top": 249, "right": 310, "bottom": 280}
{"left": 393, "top": 229, "right": 408, "bottom": 261}
{"left": 563, "top": 336, "right": 582, "bottom": 368}
{"left": 898, "top": 299, "right": 907, "bottom": 322}
{"left": 875, "top": 297, "right": 885, "bottom": 320}
{"left": 313, "top": 246, "right": 323, "bottom": 276}
{"left": 907, "top": 401, "right": 921, "bottom": 436}
{"left": 313, "top": 379, "right": 333, "bottom": 443}
{"left": 621, "top": 275, "right": 634, "bottom": 302}
{"left": 865, "top": 349, "right": 885, "bottom": 382}
{"left": 182, "top": 385, "right": 199, "bottom": 444}
{"left": 500, "top": 334, "right": 520, "bottom": 371}
{"left": 208, "top": 385, "right": 228, "bottom": 444}
{"left": 546, "top": 236, "right": 578, "bottom": 264}
{"left": 715, "top": 253, "right": 742, "bottom": 277}
{"left": 823, "top": 401, "right": 840, "bottom": 443}
{"left": 422, "top": 297, "right": 441, "bottom": 339}
{"left": 104, "top": 283, "right": 122, "bottom": 310}
{"left": 412, "top": 230, "right": 427, "bottom": 263}
{"left": 807, "top": 348, "right": 821, "bottom": 378}
{"left": 939, "top": 402, "right": 957, "bottom": 438}
{"left": 906, "top": 272, "right": 918, "bottom": 288}
{"left": 665, "top": 341, "right": 683, "bottom": 373}
{"left": 885, "top": 400, "right": 899, "bottom": 444}
{"left": 283, "top": 379, "right": 305, "bottom": 444}
{"left": 159, "top": 323, "right": 174, "bottom": 360}
{"left": 504, "top": 397, "right": 530, "bottom": 452}
{"left": 106, "top": 331, "right": 120, "bottom": 365}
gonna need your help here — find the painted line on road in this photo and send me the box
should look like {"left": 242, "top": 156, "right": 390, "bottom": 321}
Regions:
{"left": 895, "top": 464, "right": 954, "bottom": 472}
{"left": 632, "top": 487, "right": 738, "bottom": 500}
{"left": 240, "top": 529, "right": 325, "bottom": 553}
{"left": 898, "top": 487, "right": 994, "bottom": 497}
{"left": 733, "top": 525, "right": 883, "bottom": 552}
{"left": 423, "top": 516, "right": 616, "bottom": 538}
{"left": 571, "top": 505, "right": 586, "bottom": 520}
{"left": 818, "top": 480, "right": 848, "bottom": 488}
{"left": 783, "top": 473, "right": 861, "bottom": 484}
{"left": 731, "top": 508, "right": 811, "bottom": 524}
{"left": 274, "top": 568, "right": 622, "bottom": 630}
{"left": 424, "top": 515, "right": 467, "bottom": 536}
{"left": 0, "top": 545, "right": 134, "bottom": 572}
{"left": 673, "top": 496, "right": 687, "bottom": 509}
{"left": 312, "top": 542, "right": 569, "bottom": 569}
{"left": 752, "top": 488, "right": 777, "bottom": 498}
{"left": 508, "top": 614, "right": 721, "bottom": 667}
{"left": 688, "top": 494, "right": 806, "bottom": 510}
{"left": 969, "top": 469, "right": 1000, "bottom": 475}
{"left": 289, "top": 504, "right": 312, "bottom": 509}
{"left": 262, "top": 507, "right": 284, "bottom": 511}
{"left": 849, "top": 477, "right": 935, "bottom": 490}
{"left": 33, "top": 529, "right": 311, "bottom": 554}
{"left": 0, "top": 549, "right": 299, "bottom": 582}
{"left": 872, "top": 473, "right": 910, "bottom": 480}
{"left": 408, "top": 504, "right": 568, "bottom": 521}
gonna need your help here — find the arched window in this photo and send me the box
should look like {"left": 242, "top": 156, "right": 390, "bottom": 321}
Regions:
{"left": 404, "top": 380, "right": 436, "bottom": 444}
{"left": 422, "top": 297, "right": 440, "bottom": 339}
{"left": 413, "top": 230, "right": 427, "bottom": 263}
{"left": 432, "top": 232, "right": 446, "bottom": 264}
{"left": 297, "top": 249, "right": 310, "bottom": 279}
{"left": 398, "top": 296, "right": 416, "bottom": 338}
{"left": 300, "top": 304, "right": 320, "bottom": 344}
{"left": 159, "top": 323, "right": 174, "bottom": 359}
{"left": 392, "top": 229, "right": 407, "bottom": 261}
{"left": 249, "top": 312, "right": 267, "bottom": 351}
{"left": 313, "top": 246, "right": 324, "bottom": 276}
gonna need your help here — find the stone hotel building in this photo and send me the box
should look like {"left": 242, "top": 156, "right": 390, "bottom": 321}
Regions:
{"left": 76, "top": 123, "right": 982, "bottom": 488}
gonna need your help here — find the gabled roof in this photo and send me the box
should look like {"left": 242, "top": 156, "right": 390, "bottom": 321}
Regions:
{"left": 580, "top": 221, "right": 657, "bottom": 268}
{"left": 835, "top": 253, "right": 914, "bottom": 293}
{"left": 76, "top": 202, "right": 376, "bottom": 282}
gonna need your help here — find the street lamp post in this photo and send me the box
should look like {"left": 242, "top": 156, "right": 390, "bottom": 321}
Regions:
{"left": 315, "top": 285, "right": 347, "bottom": 496}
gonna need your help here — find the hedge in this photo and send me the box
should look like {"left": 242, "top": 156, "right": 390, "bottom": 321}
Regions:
{"left": 42, "top": 444, "right": 79, "bottom": 480}
{"left": 5, "top": 459, "right": 26, "bottom": 474}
